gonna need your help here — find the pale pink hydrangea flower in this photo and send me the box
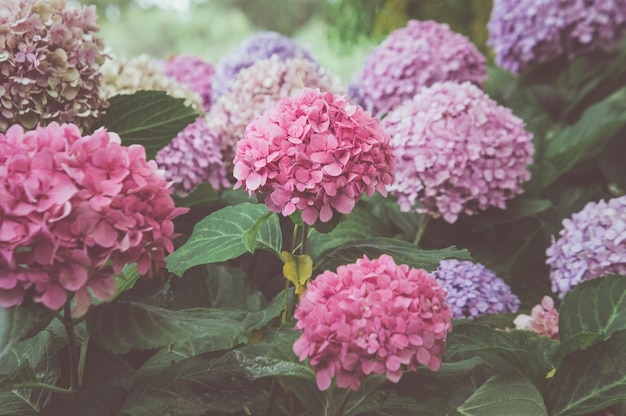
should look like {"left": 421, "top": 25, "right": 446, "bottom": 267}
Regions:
{"left": 513, "top": 296, "right": 559, "bottom": 340}
{"left": 0, "top": 123, "right": 188, "bottom": 315}
{"left": 293, "top": 254, "right": 453, "bottom": 391}
{"left": 382, "top": 81, "right": 534, "bottom": 223}
{"left": 233, "top": 87, "right": 394, "bottom": 226}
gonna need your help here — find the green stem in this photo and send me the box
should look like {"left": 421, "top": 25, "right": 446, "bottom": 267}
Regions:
{"left": 335, "top": 389, "right": 352, "bottom": 416}
{"left": 264, "top": 378, "right": 279, "bottom": 416}
{"left": 78, "top": 332, "right": 89, "bottom": 386}
{"left": 413, "top": 215, "right": 431, "bottom": 247}
{"left": 11, "top": 389, "right": 41, "bottom": 412}
{"left": 300, "top": 224, "right": 309, "bottom": 255}
{"left": 11, "top": 382, "right": 75, "bottom": 396}
{"left": 62, "top": 303, "right": 79, "bottom": 391}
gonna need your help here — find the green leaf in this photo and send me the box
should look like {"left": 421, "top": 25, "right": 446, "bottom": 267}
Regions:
{"left": 107, "top": 263, "right": 142, "bottom": 303}
{"left": 166, "top": 203, "right": 283, "bottom": 276}
{"left": 469, "top": 198, "right": 553, "bottom": 231}
{"left": 173, "top": 182, "right": 220, "bottom": 208}
{"left": 558, "top": 274, "right": 626, "bottom": 342}
{"left": 546, "top": 330, "right": 626, "bottom": 416}
{"left": 457, "top": 376, "right": 548, "bottom": 416}
{"left": 314, "top": 238, "right": 472, "bottom": 273}
{"left": 97, "top": 90, "right": 198, "bottom": 160}
{"left": 0, "top": 304, "right": 53, "bottom": 361}
{"left": 242, "top": 210, "right": 274, "bottom": 253}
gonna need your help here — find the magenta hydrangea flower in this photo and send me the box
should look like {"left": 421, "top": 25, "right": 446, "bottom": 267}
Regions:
{"left": 382, "top": 81, "right": 534, "bottom": 224}
{"left": 514, "top": 296, "right": 559, "bottom": 340}
{"left": 155, "top": 117, "right": 229, "bottom": 196}
{"left": 0, "top": 0, "right": 108, "bottom": 132}
{"left": 233, "top": 87, "right": 394, "bottom": 226}
{"left": 0, "top": 123, "right": 188, "bottom": 315}
{"left": 546, "top": 195, "right": 626, "bottom": 298}
{"left": 488, "top": 0, "right": 626, "bottom": 74}
{"left": 352, "top": 20, "right": 487, "bottom": 117}
{"left": 432, "top": 259, "right": 520, "bottom": 319}
{"left": 163, "top": 54, "right": 215, "bottom": 112}
{"left": 212, "top": 31, "right": 315, "bottom": 100}
{"left": 293, "top": 254, "right": 453, "bottom": 391}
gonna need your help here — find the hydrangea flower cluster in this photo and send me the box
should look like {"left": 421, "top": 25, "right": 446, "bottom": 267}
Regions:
{"left": 432, "top": 259, "right": 520, "bottom": 319}
{"left": 513, "top": 296, "right": 559, "bottom": 340}
{"left": 0, "top": 123, "right": 188, "bottom": 315}
{"left": 100, "top": 54, "right": 204, "bottom": 114}
{"left": 207, "top": 56, "right": 344, "bottom": 165}
{"left": 163, "top": 53, "right": 215, "bottom": 112}
{"left": 546, "top": 195, "right": 626, "bottom": 298}
{"left": 212, "top": 31, "right": 315, "bottom": 100}
{"left": 488, "top": 0, "right": 626, "bottom": 74}
{"left": 352, "top": 20, "right": 487, "bottom": 117}
{"left": 155, "top": 117, "right": 230, "bottom": 196}
{"left": 0, "top": 0, "right": 108, "bottom": 132}
{"left": 382, "top": 81, "right": 534, "bottom": 223}
{"left": 293, "top": 254, "right": 453, "bottom": 391}
{"left": 233, "top": 87, "right": 394, "bottom": 226}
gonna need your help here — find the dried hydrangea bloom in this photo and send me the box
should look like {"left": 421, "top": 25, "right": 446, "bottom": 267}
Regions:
{"left": 207, "top": 55, "right": 345, "bottom": 165}
{"left": 100, "top": 54, "right": 203, "bottom": 114}
{"left": 353, "top": 20, "right": 487, "bottom": 117}
{"left": 382, "top": 81, "right": 534, "bottom": 224}
{"left": 293, "top": 254, "right": 453, "bottom": 391}
{"left": 212, "top": 31, "right": 315, "bottom": 100}
{"left": 488, "top": 0, "right": 626, "bottom": 74}
{"left": 546, "top": 195, "right": 626, "bottom": 298}
{"left": 163, "top": 53, "right": 215, "bottom": 112}
{"left": 0, "top": 123, "right": 188, "bottom": 315}
{"left": 514, "top": 296, "right": 559, "bottom": 340}
{"left": 0, "top": 0, "right": 108, "bottom": 132}
{"left": 233, "top": 87, "right": 394, "bottom": 226}
{"left": 155, "top": 117, "right": 229, "bottom": 196}
{"left": 432, "top": 259, "right": 520, "bottom": 319}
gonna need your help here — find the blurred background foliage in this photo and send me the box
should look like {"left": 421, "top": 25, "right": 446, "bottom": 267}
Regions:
{"left": 72, "top": 0, "right": 493, "bottom": 83}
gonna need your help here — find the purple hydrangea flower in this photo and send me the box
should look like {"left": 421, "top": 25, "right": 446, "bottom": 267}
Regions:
{"left": 488, "top": 0, "right": 626, "bottom": 74}
{"left": 546, "top": 195, "right": 626, "bottom": 298}
{"left": 212, "top": 31, "right": 315, "bottom": 100}
{"left": 163, "top": 54, "right": 215, "bottom": 112}
{"left": 382, "top": 81, "right": 534, "bottom": 224}
{"left": 432, "top": 259, "right": 520, "bottom": 319}
{"left": 352, "top": 20, "right": 487, "bottom": 117}
{"left": 155, "top": 117, "right": 230, "bottom": 196}
{"left": 0, "top": 0, "right": 108, "bottom": 132}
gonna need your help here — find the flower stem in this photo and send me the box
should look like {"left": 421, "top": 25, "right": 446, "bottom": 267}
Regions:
{"left": 413, "top": 215, "right": 431, "bottom": 247}
{"left": 78, "top": 332, "right": 89, "bottom": 386}
{"left": 11, "top": 382, "right": 76, "bottom": 396}
{"left": 62, "top": 302, "right": 79, "bottom": 391}
{"left": 335, "top": 389, "right": 352, "bottom": 416}
{"left": 264, "top": 378, "right": 279, "bottom": 416}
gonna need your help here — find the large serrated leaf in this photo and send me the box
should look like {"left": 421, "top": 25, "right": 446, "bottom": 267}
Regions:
{"left": 165, "top": 203, "right": 283, "bottom": 276}
{"left": 0, "top": 304, "right": 53, "bottom": 361}
{"left": 97, "top": 90, "right": 198, "bottom": 160}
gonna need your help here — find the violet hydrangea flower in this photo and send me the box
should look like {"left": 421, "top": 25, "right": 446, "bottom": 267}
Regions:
{"left": 0, "top": 123, "right": 188, "bottom": 315}
{"left": 293, "top": 254, "right": 453, "bottom": 391}
{"left": 382, "top": 81, "right": 534, "bottom": 224}
{"left": 514, "top": 296, "right": 559, "bottom": 340}
{"left": 352, "top": 20, "right": 487, "bottom": 117}
{"left": 432, "top": 259, "right": 520, "bottom": 319}
{"left": 163, "top": 53, "right": 215, "bottom": 112}
{"left": 0, "top": 0, "right": 108, "bottom": 132}
{"left": 155, "top": 117, "right": 229, "bottom": 196}
{"left": 212, "top": 31, "right": 315, "bottom": 100}
{"left": 546, "top": 195, "right": 626, "bottom": 298}
{"left": 233, "top": 87, "right": 394, "bottom": 226}
{"left": 488, "top": 0, "right": 626, "bottom": 74}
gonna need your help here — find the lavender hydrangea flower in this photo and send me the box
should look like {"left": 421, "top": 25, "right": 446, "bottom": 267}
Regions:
{"left": 352, "top": 20, "right": 487, "bottom": 117}
{"left": 0, "top": 0, "right": 108, "bottom": 132}
{"left": 212, "top": 31, "right": 315, "bottom": 100}
{"left": 155, "top": 117, "right": 229, "bottom": 196}
{"left": 488, "top": 0, "right": 626, "bottom": 74}
{"left": 163, "top": 54, "right": 215, "bottom": 112}
{"left": 432, "top": 259, "right": 520, "bottom": 319}
{"left": 382, "top": 81, "right": 534, "bottom": 224}
{"left": 546, "top": 195, "right": 626, "bottom": 298}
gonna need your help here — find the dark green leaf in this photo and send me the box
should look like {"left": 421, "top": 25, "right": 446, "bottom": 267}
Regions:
{"left": 470, "top": 198, "right": 553, "bottom": 231}
{"left": 242, "top": 210, "right": 280, "bottom": 254}
{"left": 359, "top": 395, "right": 459, "bottom": 416}
{"left": 98, "top": 90, "right": 198, "bottom": 160}
{"left": 173, "top": 182, "right": 220, "bottom": 208}
{"left": 0, "top": 304, "right": 54, "bottom": 361}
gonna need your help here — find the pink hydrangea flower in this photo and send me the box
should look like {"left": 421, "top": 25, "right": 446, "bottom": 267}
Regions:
{"left": 293, "top": 254, "right": 453, "bottom": 391}
{"left": 233, "top": 88, "right": 394, "bottom": 226}
{"left": 0, "top": 123, "right": 188, "bottom": 315}
{"left": 163, "top": 54, "right": 215, "bottom": 112}
{"left": 382, "top": 81, "right": 534, "bottom": 223}
{"left": 353, "top": 20, "right": 487, "bottom": 117}
{"left": 513, "top": 296, "right": 559, "bottom": 340}
{"left": 0, "top": 0, "right": 108, "bottom": 132}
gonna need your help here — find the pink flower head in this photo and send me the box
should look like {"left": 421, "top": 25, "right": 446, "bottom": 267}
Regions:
{"left": 163, "top": 54, "right": 215, "bottom": 112}
{"left": 233, "top": 88, "right": 394, "bottom": 226}
{"left": 0, "top": 0, "right": 108, "bottom": 132}
{"left": 513, "top": 296, "right": 559, "bottom": 340}
{"left": 353, "top": 20, "right": 487, "bottom": 117}
{"left": 0, "top": 123, "right": 188, "bottom": 314}
{"left": 382, "top": 81, "right": 534, "bottom": 223}
{"left": 293, "top": 254, "right": 452, "bottom": 391}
